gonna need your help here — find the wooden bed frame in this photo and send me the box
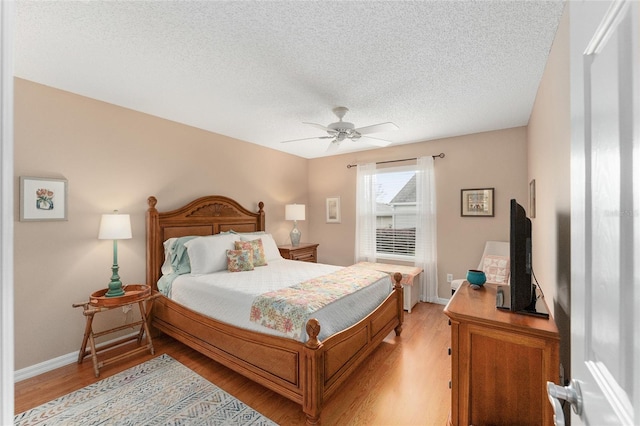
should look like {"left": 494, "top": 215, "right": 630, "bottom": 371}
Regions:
{"left": 145, "top": 195, "right": 404, "bottom": 425}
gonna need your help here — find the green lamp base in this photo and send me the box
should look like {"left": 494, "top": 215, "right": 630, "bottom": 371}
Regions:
{"left": 104, "top": 283, "right": 124, "bottom": 297}
{"left": 105, "top": 240, "right": 124, "bottom": 297}
{"left": 105, "top": 281, "right": 125, "bottom": 297}
{"left": 105, "top": 259, "right": 125, "bottom": 297}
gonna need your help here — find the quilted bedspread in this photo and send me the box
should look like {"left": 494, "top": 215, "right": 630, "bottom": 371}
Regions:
{"left": 249, "top": 265, "right": 389, "bottom": 339}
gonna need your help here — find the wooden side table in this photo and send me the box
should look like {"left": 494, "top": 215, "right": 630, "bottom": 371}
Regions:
{"left": 73, "top": 284, "right": 159, "bottom": 377}
{"left": 278, "top": 243, "right": 319, "bottom": 263}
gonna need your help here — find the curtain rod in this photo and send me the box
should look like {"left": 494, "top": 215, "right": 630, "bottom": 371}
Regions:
{"left": 346, "top": 153, "right": 445, "bottom": 169}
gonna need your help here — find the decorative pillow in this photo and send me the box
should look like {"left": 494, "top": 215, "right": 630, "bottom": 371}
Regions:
{"left": 235, "top": 239, "right": 267, "bottom": 267}
{"left": 239, "top": 233, "right": 282, "bottom": 261}
{"left": 483, "top": 255, "right": 510, "bottom": 284}
{"left": 184, "top": 233, "right": 237, "bottom": 274}
{"left": 226, "top": 249, "right": 254, "bottom": 272}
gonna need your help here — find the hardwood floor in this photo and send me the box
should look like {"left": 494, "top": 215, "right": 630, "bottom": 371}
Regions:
{"left": 15, "top": 302, "right": 451, "bottom": 425}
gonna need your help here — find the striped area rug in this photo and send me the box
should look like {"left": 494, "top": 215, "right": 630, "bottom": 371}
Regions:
{"left": 15, "top": 354, "right": 277, "bottom": 425}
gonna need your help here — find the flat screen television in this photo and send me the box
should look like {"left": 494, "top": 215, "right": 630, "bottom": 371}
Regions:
{"left": 496, "top": 199, "right": 549, "bottom": 318}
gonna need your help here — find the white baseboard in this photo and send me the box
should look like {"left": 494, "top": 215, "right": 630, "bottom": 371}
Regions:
{"left": 14, "top": 351, "right": 77, "bottom": 383}
{"left": 420, "top": 297, "right": 449, "bottom": 305}
{"left": 14, "top": 331, "right": 140, "bottom": 383}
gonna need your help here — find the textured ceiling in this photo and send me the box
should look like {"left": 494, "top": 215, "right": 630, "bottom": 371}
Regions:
{"left": 15, "top": 1, "right": 565, "bottom": 159}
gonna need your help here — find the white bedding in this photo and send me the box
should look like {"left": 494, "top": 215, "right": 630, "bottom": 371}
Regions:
{"left": 169, "top": 258, "right": 393, "bottom": 342}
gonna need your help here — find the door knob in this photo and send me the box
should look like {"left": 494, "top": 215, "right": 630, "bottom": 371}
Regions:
{"left": 547, "top": 380, "right": 583, "bottom": 426}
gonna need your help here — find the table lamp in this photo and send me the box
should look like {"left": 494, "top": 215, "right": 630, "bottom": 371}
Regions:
{"left": 98, "top": 210, "right": 132, "bottom": 297}
{"left": 285, "top": 204, "right": 305, "bottom": 247}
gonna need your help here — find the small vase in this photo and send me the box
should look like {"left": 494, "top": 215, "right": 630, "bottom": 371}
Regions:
{"left": 36, "top": 199, "right": 53, "bottom": 210}
{"left": 466, "top": 269, "right": 487, "bottom": 286}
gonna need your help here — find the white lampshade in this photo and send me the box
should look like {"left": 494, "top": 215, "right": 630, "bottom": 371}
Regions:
{"left": 285, "top": 204, "right": 305, "bottom": 221}
{"left": 98, "top": 212, "right": 132, "bottom": 240}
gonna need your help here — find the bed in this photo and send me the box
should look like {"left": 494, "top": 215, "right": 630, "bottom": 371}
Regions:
{"left": 146, "top": 195, "right": 404, "bottom": 425}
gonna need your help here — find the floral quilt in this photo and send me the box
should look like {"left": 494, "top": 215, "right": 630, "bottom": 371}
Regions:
{"left": 249, "top": 265, "right": 388, "bottom": 339}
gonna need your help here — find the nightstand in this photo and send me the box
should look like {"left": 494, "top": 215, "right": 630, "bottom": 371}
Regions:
{"left": 73, "top": 284, "right": 159, "bottom": 377}
{"left": 278, "top": 243, "right": 319, "bottom": 263}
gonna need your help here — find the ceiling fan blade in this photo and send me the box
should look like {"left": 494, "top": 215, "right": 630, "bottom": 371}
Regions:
{"left": 281, "top": 136, "right": 334, "bottom": 144}
{"left": 354, "top": 122, "right": 399, "bottom": 135}
{"left": 326, "top": 140, "right": 341, "bottom": 152}
{"left": 303, "top": 122, "right": 337, "bottom": 134}
{"left": 361, "top": 135, "right": 392, "bottom": 147}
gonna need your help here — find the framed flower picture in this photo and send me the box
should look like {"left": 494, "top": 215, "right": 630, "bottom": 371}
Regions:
{"left": 20, "top": 176, "right": 68, "bottom": 221}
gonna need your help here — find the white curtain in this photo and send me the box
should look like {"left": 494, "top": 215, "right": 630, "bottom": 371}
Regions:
{"left": 415, "top": 156, "right": 438, "bottom": 302}
{"left": 354, "top": 163, "right": 377, "bottom": 263}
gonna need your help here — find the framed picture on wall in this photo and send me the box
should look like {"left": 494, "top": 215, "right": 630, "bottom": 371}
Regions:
{"left": 326, "top": 196, "right": 341, "bottom": 223}
{"left": 20, "top": 176, "right": 68, "bottom": 221}
{"left": 460, "top": 188, "right": 494, "bottom": 217}
{"left": 529, "top": 179, "right": 536, "bottom": 218}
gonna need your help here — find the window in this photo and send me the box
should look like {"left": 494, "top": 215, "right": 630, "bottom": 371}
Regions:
{"left": 355, "top": 157, "right": 438, "bottom": 302}
{"left": 374, "top": 166, "right": 416, "bottom": 259}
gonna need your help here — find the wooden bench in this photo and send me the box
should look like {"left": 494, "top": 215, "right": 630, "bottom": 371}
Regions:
{"left": 355, "top": 261, "right": 423, "bottom": 312}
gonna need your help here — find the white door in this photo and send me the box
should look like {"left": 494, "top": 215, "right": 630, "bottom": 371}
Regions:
{"left": 0, "top": 2, "right": 15, "bottom": 425}
{"left": 550, "top": 0, "right": 640, "bottom": 425}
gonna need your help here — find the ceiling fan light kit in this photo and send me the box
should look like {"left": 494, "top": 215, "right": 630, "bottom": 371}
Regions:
{"left": 282, "top": 106, "right": 398, "bottom": 150}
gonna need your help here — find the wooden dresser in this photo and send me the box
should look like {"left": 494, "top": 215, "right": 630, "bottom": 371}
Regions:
{"left": 444, "top": 282, "right": 560, "bottom": 426}
{"left": 278, "top": 243, "right": 318, "bottom": 263}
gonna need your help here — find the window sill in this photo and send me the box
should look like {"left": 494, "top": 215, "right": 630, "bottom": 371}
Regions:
{"left": 375, "top": 253, "right": 415, "bottom": 263}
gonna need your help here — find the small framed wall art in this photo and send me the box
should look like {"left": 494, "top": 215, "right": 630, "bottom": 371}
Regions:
{"left": 326, "top": 196, "right": 341, "bottom": 223}
{"left": 460, "top": 188, "right": 494, "bottom": 217}
{"left": 529, "top": 179, "right": 536, "bottom": 218}
{"left": 20, "top": 176, "right": 68, "bottom": 221}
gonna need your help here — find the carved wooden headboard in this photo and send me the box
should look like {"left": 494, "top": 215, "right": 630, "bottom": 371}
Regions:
{"left": 146, "top": 195, "right": 265, "bottom": 288}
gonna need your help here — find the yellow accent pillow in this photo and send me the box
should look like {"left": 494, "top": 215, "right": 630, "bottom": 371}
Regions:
{"left": 235, "top": 239, "right": 267, "bottom": 267}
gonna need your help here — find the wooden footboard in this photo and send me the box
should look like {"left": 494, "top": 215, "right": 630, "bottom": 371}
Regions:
{"left": 151, "top": 274, "right": 403, "bottom": 425}
{"left": 146, "top": 195, "right": 404, "bottom": 424}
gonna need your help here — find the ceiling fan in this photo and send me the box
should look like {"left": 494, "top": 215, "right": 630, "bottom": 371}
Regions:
{"left": 282, "top": 107, "right": 399, "bottom": 151}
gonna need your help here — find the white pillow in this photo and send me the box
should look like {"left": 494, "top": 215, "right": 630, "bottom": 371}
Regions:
{"left": 184, "top": 233, "right": 237, "bottom": 274}
{"left": 239, "top": 233, "right": 282, "bottom": 261}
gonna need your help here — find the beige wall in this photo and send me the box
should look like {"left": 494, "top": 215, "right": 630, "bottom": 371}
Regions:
{"left": 14, "top": 78, "right": 530, "bottom": 372}
{"left": 527, "top": 4, "right": 571, "bottom": 379}
{"left": 15, "top": 36, "right": 563, "bottom": 370}
{"left": 13, "top": 79, "right": 309, "bottom": 370}
{"left": 307, "top": 127, "right": 529, "bottom": 299}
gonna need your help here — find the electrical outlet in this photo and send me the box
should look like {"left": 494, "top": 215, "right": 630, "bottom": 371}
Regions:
{"left": 446, "top": 273, "right": 453, "bottom": 283}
